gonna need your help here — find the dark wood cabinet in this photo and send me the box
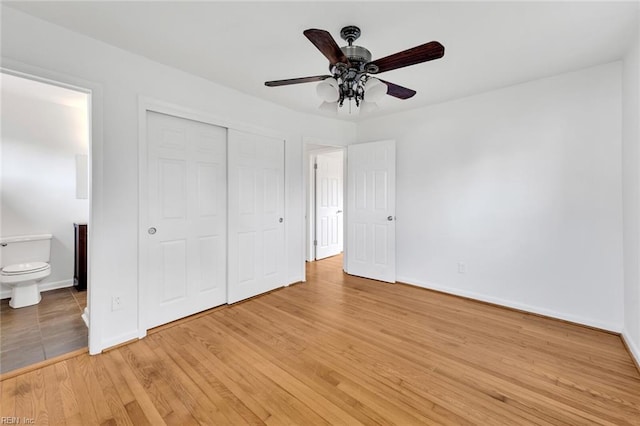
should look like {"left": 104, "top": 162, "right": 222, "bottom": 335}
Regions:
{"left": 74, "top": 223, "right": 87, "bottom": 291}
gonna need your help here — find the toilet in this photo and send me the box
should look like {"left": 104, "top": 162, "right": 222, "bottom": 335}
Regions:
{"left": 0, "top": 234, "right": 52, "bottom": 308}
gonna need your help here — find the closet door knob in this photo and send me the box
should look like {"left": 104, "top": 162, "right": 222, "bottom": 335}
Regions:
{"left": 148, "top": 227, "right": 157, "bottom": 235}
{"left": 279, "top": 218, "right": 284, "bottom": 223}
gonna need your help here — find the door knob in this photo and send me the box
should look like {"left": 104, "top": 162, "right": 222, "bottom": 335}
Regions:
{"left": 279, "top": 218, "right": 284, "bottom": 223}
{"left": 387, "top": 216, "right": 394, "bottom": 221}
{"left": 336, "top": 210, "right": 343, "bottom": 214}
{"left": 148, "top": 227, "right": 157, "bottom": 235}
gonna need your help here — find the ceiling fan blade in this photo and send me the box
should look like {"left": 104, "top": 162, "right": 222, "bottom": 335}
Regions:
{"left": 265, "top": 75, "right": 332, "bottom": 87}
{"left": 378, "top": 79, "right": 417, "bottom": 99}
{"left": 368, "top": 41, "right": 444, "bottom": 74}
{"left": 303, "top": 29, "right": 351, "bottom": 66}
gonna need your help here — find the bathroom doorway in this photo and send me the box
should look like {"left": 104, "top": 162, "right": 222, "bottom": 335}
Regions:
{"left": 0, "top": 72, "right": 91, "bottom": 374}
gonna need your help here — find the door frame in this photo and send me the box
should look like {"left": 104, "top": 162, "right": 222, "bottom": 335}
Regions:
{"left": 138, "top": 97, "right": 286, "bottom": 337}
{"left": 302, "top": 138, "right": 347, "bottom": 279}
{"left": 1, "top": 60, "right": 104, "bottom": 354}
{"left": 311, "top": 149, "right": 345, "bottom": 261}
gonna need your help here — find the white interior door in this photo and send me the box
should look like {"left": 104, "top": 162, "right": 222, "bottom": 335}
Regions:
{"left": 315, "top": 152, "right": 343, "bottom": 259}
{"left": 146, "top": 111, "right": 227, "bottom": 329}
{"left": 346, "top": 140, "right": 396, "bottom": 283}
{"left": 228, "top": 129, "right": 285, "bottom": 303}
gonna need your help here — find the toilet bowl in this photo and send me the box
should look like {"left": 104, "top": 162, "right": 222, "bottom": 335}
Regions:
{"left": 0, "top": 234, "right": 53, "bottom": 309}
{"left": 1, "top": 262, "right": 51, "bottom": 308}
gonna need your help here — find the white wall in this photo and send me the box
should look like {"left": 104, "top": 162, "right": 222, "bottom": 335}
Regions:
{"left": 358, "top": 62, "right": 624, "bottom": 331}
{"left": 622, "top": 19, "right": 640, "bottom": 363}
{"left": 1, "top": 91, "right": 89, "bottom": 294}
{"left": 1, "top": 6, "right": 356, "bottom": 351}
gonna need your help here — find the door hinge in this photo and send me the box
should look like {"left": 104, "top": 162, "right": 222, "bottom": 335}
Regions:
{"left": 314, "top": 163, "right": 318, "bottom": 170}
{"left": 314, "top": 240, "right": 317, "bottom": 246}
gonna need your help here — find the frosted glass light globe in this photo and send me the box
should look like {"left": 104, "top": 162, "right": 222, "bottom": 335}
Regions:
{"left": 316, "top": 78, "right": 339, "bottom": 102}
{"left": 360, "top": 100, "right": 379, "bottom": 114}
{"left": 364, "top": 78, "right": 387, "bottom": 102}
{"left": 319, "top": 101, "right": 338, "bottom": 113}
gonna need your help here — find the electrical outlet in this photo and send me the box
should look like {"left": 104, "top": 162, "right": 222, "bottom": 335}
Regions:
{"left": 458, "top": 262, "right": 467, "bottom": 274}
{"left": 111, "top": 295, "right": 123, "bottom": 311}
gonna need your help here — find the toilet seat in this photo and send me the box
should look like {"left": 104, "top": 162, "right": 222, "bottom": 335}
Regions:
{"left": 1, "top": 262, "right": 50, "bottom": 276}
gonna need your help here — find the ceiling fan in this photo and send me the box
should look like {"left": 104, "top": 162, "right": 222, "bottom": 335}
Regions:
{"left": 265, "top": 25, "right": 445, "bottom": 112}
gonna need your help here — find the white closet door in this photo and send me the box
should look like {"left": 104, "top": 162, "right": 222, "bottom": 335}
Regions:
{"left": 228, "top": 129, "right": 285, "bottom": 303}
{"left": 346, "top": 140, "right": 396, "bottom": 283}
{"left": 146, "top": 111, "right": 227, "bottom": 329}
{"left": 315, "top": 152, "right": 344, "bottom": 259}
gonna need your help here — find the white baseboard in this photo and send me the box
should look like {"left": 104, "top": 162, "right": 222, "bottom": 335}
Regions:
{"left": 621, "top": 330, "right": 640, "bottom": 370}
{"left": 81, "top": 307, "right": 89, "bottom": 328}
{"left": 100, "top": 330, "right": 141, "bottom": 353}
{"left": 0, "top": 279, "right": 74, "bottom": 300}
{"left": 287, "top": 275, "right": 303, "bottom": 286}
{"left": 397, "top": 275, "right": 622, "bottom": 333}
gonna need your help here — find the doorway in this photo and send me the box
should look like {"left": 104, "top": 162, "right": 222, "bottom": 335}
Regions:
{"left": 0, "top": 71, "right": 92, "bottom": 373}
{"left": 304, "top": 143, "right": 345, "bottom": 268}
{"left": 303, "top": 139, "right": 397, "bottom": 284}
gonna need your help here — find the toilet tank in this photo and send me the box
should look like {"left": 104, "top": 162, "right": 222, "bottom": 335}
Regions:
{"left": 0, "top": 234, "right": 52, "bottom": 268}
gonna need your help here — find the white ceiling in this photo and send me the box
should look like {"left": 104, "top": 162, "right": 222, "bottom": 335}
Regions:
{"left": 5, "top": 1, "right": 638, "bottom": 121}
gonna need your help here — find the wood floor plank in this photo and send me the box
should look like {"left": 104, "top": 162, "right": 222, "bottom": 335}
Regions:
{"left": 89, "top": 354, "right": 135, "bottom": 426}
{"left": 53, "top": 361, "right": 81, "bottom": 423}
{"left": 148, "top": 332, "right": 264, "bottom": 425}
{"left": 0, "top": 376, "right": 17, "bottom": 418}
{"left": 42, "top": 364, "right": 66, "bottom": 425}
{"left": 195, "top": 314, "right": 366, "bottom": 425}
{"left": 161, "top": 326, "right": 285, "bottom": 424}
{"left": 65, "top": 357, "right": 103, "bottom": 425}
{"left": 1, "top": 255, "right": 639, "bottom": 425}
{"left": 29, "top": 369, "right": 49, "bottom": 425}
{"left": 106, "top": 350, "right": 166, "bottom": 426}
{"left": 14, "top": 373, "right": 35, "bottom": 422}
{"left": 186, "top": 318, "right": 332, "bottom": 425}
{"left": 119, "top": 342, "right": 198, "bottom": 425}
{"left": 242, "top": 294, "right": 550, "bottom": 425}
{"left": 219, "top": 300, "right": 473, "bottom": 425}
{"left": 142, "top": 336, "right": 238, "bottom": 425}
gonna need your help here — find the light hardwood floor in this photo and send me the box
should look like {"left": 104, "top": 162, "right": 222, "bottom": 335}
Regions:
{"left": 1, "top": 255, "right": 639, "bottom": 425}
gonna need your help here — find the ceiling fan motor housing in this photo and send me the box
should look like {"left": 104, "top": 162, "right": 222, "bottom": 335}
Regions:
{"left": 340, "top": 45, "right": 372, "bottom": 64}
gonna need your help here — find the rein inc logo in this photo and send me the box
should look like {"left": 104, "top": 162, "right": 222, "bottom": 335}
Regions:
{"left": 1, "top": 418, "right": 35, "bottom": 424}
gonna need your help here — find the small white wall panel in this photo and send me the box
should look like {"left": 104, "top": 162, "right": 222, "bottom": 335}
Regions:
{"left": 238, "top": 231, "right": 256, "bottom": 284}
{"left": 161, "top": 239, "right": 187, "bottom": 303}
{"left": 196, "top": 163, "right": 218, "bottom": 217}
{"left": 198, "top": 235, "right": 218, "bottom": 291}
{"left": 160, "top": 160, "right": 186, "bottom": 219}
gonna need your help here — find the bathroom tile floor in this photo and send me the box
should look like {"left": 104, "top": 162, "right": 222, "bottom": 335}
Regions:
{"left": 0, "top": 287, "right": 87, "bottom": 374}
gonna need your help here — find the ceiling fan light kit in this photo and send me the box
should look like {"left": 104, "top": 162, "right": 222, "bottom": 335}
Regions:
{"left": 364, "top": 78, "right": 387, "bottom": 103}
{"left": 319, "top": 100, "right": 339, "bottom": 113}
{"left": 265, "top": 25, "right": 444, "bottom": 114}
{"left": 317, "top": 77, "right": 340, "bottom": 102}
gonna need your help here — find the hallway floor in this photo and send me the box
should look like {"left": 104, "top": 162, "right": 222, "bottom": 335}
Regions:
{"left": 0, "top": 287, "right": 87, "bottom": 374}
